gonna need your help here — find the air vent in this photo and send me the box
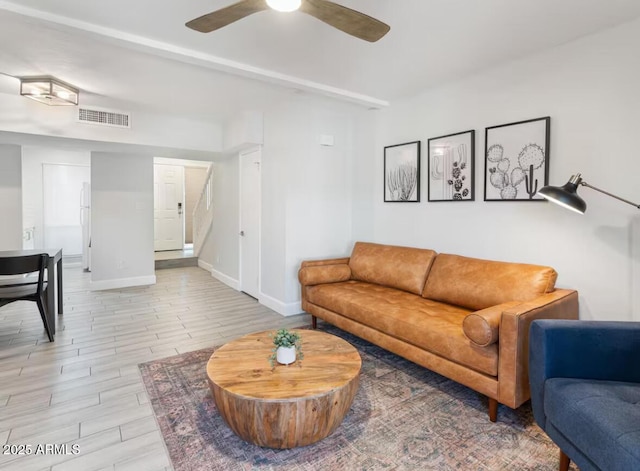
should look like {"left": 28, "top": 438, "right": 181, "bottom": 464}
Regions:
{"left": 78, "top": 107, "right": 131, "bottom": 128}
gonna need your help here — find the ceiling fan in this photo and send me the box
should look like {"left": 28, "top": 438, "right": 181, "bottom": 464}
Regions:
{"left": 186, "top": 0, "right": 390, "bottom": 42}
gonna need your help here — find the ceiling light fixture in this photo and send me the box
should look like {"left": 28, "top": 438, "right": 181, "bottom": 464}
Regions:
{"left": 19, "top": 76, "right": 79, "bottom": 106}
{"left": 266, "top": 0, "right": 301, "bottom": 12}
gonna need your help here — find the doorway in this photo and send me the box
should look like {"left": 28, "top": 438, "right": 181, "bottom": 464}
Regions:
{"left": 42, "top": 163, "right": 90, "bottom": 257}
{"left": 154, "top": 164, "right": 184, "bottom": 251}
{"left": 239, "top": 147, "right": 261, "bottom": 299}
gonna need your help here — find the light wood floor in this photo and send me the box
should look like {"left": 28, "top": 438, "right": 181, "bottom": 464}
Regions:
{"left": 0, "top": 265, "right": 310, "bottom": 471}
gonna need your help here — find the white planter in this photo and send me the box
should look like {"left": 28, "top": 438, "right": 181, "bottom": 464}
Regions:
{"left": 276, "top": 346, "right": 296, "bottom": 365}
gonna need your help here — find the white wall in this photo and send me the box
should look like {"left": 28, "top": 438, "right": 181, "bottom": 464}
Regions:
{"left": 184, "top": 166, "right": 209, "bottom": 244}
{"left": 359, "top": 18, "right": 640, "bottom": 321}
{"left": 198, "top": 110, "right": 265, "bottom": 286}
{"left": 0, "top": 144, "right": 23, "bottom": 249}
{"left": 351, "top": 112, "right": 377, "bottom": 242}
{"left": 21, "top": 146, "right": 90, "bottom": 250}
{"left": 263, "top": 96, "right": 372, "bottom": 312}
{"left": 90, "top": 152, "right": 155, "bottom": 289}
{"left": 199, "top": 155, "right": 241, "bottom": 285}
{"left": 198, "top": 95, "right": 374, "bottom": 315}
{"left": 0, "top": 93, "right": 223, "bottom": 153}
{"left": 222, "top": 111, "right": 264, "bottom": 152}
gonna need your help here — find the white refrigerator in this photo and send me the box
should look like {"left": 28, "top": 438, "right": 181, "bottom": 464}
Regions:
{"left": 80, "top": 182, "right": 91, "bottom": 272}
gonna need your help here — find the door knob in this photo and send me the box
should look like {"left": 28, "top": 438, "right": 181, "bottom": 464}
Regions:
{"left": 240, "top": 231, "right": 245, "bottom": 236}
{"left": 178, "top": 202, "right": 183, "bottom": 215}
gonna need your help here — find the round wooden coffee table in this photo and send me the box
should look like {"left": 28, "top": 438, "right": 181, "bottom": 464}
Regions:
{"left": 206, "top": 329, "right": 361, "bottom": 449}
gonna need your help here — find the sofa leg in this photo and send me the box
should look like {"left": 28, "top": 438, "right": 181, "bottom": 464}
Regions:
{"left": 311, "top": 316, "right": 317, "bottom": 329}
{"left": 559, "top": 450, "right": 570, "bottom": 471}
{"left": 488, "top": 397, "right": 498, "bottom": 422}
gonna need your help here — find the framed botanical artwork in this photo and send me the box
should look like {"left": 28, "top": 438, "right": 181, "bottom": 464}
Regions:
{"left": 484, "top": 116, "right": 550, "bottom": 201}
{"left": 384, "top": 141, "right": 420, "bottom": 202}
{"left": 427, "top": 130, "right": 475, "bottom": 201}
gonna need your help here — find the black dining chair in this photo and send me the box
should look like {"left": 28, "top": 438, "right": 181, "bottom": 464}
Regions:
{"left": 0, "top": 254, "right": 54, "bottom": 342}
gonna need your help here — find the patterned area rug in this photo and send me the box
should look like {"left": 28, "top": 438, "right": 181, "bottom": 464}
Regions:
{"left": 139, "top": 325, "right": 576, "bottom": 470}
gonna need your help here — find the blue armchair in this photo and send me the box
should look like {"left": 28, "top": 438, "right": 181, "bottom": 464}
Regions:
{"left": 529, "top": 319, "right": 640, "bottom": 471}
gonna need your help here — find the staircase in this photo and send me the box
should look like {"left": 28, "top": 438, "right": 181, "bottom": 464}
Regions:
{"left": 193, "top": 165, "right": 215, "bottom": 257}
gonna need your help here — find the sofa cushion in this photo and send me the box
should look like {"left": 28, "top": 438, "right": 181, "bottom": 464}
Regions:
{"left": 349, "top": 242, "right": 436, "bottom": 295}
{"left": 422, "top": 254, "right": 557, "bottom": 311}
{"left": 544, "top": 378, "right": 640, "bottom": 471}
{"left": 463, "top": 302, "right": 520, "bottom": 347}
{"left": 306, "top": 281, "right": 498, "bottom": 376}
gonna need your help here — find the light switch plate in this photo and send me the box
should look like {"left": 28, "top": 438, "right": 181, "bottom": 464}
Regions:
{"left": 319, "top": 134, "right": 334, "bottom": 146}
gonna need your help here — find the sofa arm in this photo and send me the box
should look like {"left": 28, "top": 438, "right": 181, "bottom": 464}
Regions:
{"left": 300, "top": 257, "right": 350, "bottom": 269}
{"left": 298, "top": 264, "right": 351, "bottom": 286}
{"left": 463, "top": 302, "right": 520, "bottom": 347}
{"left": 497, "top": 289, "right": 579, "bottom": 408}
{"left": 299, "top": 258, "right": 351, "bottom": 315}
{"left": 529, "top": 319, "right": 640, "bottom": 429}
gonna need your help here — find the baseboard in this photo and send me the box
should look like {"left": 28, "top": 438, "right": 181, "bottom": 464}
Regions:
{"left": 90, "top": 275, "right": 157, "bottom": 291}
{"left": 197, "top": 261, "right": 301, "bottom": 316}
{"left": 259, "top": 292, "right": 303, "bottom": 317}
{"left": 210, "top": 267, "right": 240, "bottom": 291}
{"left": 63, "top": 261, "right": 83, "bottom": 268}
{"left": 198, "top": 259, "right": 213, "bottom": 272}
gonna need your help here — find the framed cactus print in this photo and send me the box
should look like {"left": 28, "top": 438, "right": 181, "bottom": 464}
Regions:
{"left": 427, "top": 130, "right": 475, "bottom": 201}
{"left": 484, "top": 117, "right": 550, "bottom": 201}
{"left": 384, "top": 141, "right": 420, "bottom": 202}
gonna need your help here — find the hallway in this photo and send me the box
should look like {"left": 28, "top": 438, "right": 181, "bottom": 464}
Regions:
{"left": 0, "top": 264, "right": 309, "bottom": 470}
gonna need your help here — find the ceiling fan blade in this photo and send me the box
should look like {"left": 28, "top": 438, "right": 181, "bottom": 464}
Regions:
{"left": 299, "top": 0, "right": 390, "bottom": 42}
{"left": 186, "top": 0, "right": 269, "bottom": 33}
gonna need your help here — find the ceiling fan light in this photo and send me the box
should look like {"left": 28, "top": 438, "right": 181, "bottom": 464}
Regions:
{"left": 266, "top": 0, "right": 301, "bottom": 13}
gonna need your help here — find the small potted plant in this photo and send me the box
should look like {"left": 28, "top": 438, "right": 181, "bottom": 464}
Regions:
{"left": 269, "top": 328, "right": 303, "bottom": 366}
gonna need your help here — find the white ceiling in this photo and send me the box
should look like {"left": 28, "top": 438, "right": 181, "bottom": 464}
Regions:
{"left": 1, "top": 0, "right": 640, "bottom": 122}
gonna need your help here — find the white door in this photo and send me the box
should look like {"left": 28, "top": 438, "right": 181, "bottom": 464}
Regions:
{"left": 154, "top": 164, "right": 184, "bottom": 251}
{"left": 239, "top": 148, "right": 261, "bottom": 299}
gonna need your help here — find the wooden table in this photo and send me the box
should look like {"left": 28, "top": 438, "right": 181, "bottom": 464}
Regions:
{"left": 206, "top": 329, "right": 361, "bottom": 449}
{"left": 0, "top": 248, "right": 63, "bottom": 335}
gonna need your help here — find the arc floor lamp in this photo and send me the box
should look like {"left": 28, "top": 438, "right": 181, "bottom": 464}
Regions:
{"left": 538, "top": 174, "right": 640, "bottom": 214}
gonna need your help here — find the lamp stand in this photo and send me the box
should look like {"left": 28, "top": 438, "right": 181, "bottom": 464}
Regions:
{"left": 580, "top": 182, "right": 640, "bottom": 209}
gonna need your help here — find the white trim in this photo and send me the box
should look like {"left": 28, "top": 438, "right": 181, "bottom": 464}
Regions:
{"left": 210, "top": 267, "right": 240, "bottom": 291}
{"left": 0, "top": 0, "right": 389, "bottom": 109}
{"left": 198, "top": 259, "right": 213, "bottom": 272}
{"left": 259, "top": 292, "right": 303, "bottom": 317}
{"left": 90, "top": 275, "right": 156, "bottom": 291}
{"left": 154, "top": 157, "right": 211, "bottom": 168}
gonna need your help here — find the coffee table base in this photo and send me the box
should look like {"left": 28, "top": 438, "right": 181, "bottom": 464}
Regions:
{"left": 207, "top": 330, "right": 361, "bottom": 449}
{"left": 209, "top": 374, "right": 359, "bottom": 449}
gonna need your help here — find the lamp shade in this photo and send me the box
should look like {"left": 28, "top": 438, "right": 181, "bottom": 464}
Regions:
{"left": 19, "top": 76, "right": 79, "bottom": 106}
{"left": 537, "top": 175, "right": 587, "bottom": 214}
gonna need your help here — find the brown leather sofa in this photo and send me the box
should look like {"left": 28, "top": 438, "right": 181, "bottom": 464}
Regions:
{"left": 298, "top": 242, "right": 579, "bottom": 421}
